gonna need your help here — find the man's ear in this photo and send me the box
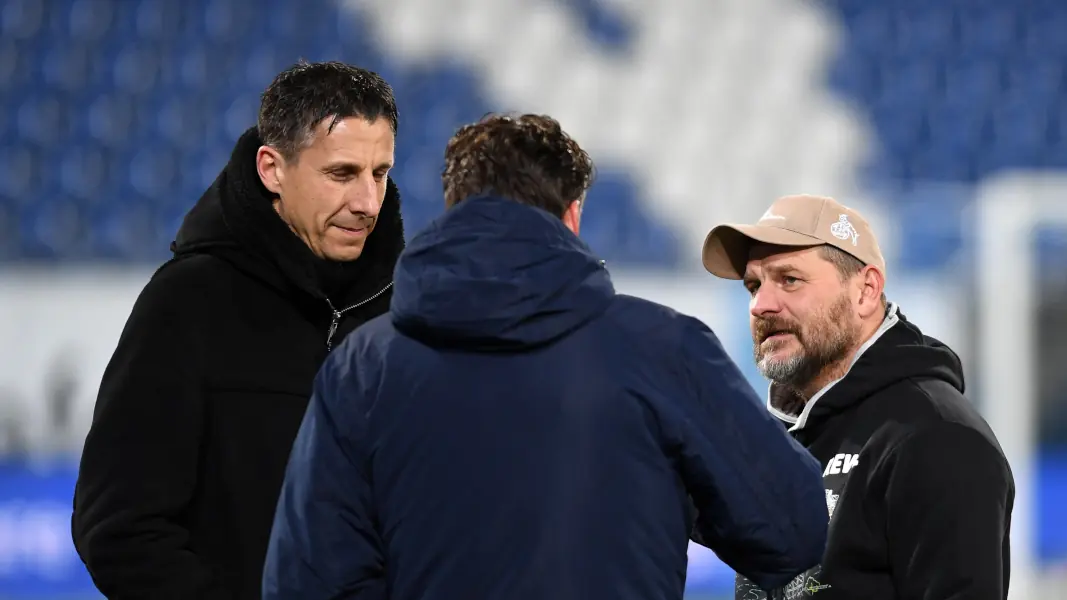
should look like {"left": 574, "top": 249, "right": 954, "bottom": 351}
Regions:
{"left": 256, "top": 146, "right": 285, "bottom": 195}
{"left": 856, "top": 265, "right": 885, "bottom": 319}
{"left": 562, "top": 199, "right": 582, "bottom": 235}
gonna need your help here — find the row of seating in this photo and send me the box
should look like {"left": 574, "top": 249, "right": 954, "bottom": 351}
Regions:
{"left": 0, "top": 0, "right": 679, "bottom": 265}
{"left": 826, "top": 0, "right": 1067, "bottom": 269}
{"left": 4, "top": 0, "right": 1066, "bottom": 270}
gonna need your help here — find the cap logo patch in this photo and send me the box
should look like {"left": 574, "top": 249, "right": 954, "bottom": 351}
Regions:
{"left": 830, "top": 214, "right": 859, "bottom": 246}
{"left": 759, "top": 208, "right": 786, "bottom": 222}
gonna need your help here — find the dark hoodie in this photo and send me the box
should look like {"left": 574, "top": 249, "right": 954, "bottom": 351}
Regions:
{"left": 72, "top": 127, "right": 405, "bottom": 600}
{"left": 262, "top": 196, "right": 829, "bottom": 600}
{"left": 735, "top": 305, "right": 1016, "bottom": 600}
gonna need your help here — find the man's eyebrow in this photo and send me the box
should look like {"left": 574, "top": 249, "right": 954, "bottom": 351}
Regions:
{"left": 743, "top": 263, "right": 804, "bottom": 284}
{"left": 322, "top": 160, "right": 394, "bottom": 172}
{"left": 322, "top": 161, "right": 356, "bottom": 171}
{"left": 768, "top": 263, "right": 799, "bottom": 273}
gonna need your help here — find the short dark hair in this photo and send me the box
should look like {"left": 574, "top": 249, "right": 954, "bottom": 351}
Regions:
{"left": 819, "top": 245, "right": 887, "bottom": 306}
{"left": 258, "top": 60, "right": 398, "bottom": 161}
{"left": 441, "top": 113, "right": 594, "bottom": 217}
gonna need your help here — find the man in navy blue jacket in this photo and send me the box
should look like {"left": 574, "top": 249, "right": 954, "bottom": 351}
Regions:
{"left": 263, "top": 114, "right": 828, "bottom": 600}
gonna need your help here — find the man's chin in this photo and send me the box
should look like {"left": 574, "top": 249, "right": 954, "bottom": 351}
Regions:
{"left": 323, "top": 244, "right": 365, "bottom": 262}
{"left": 757, "top": 353, "right": 804, "bottom": 382}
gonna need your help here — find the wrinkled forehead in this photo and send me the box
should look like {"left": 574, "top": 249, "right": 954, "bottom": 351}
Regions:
{"left": 304, "top": 116, "right": 395, "bottom": 156}
{"left": 744, "top": 243, "right": 825, "bottom": 275}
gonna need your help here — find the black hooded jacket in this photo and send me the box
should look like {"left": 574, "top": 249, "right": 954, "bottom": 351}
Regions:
{"left": 736, "top": 305, "right": 1015, "bottom": 600}
{"left": 71, "top": 127, "right": 405, "bottom": 600}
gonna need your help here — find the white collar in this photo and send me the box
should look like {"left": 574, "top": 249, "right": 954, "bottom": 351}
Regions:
{"left": 767, "top": 302, "right": 901, "bottom": 432}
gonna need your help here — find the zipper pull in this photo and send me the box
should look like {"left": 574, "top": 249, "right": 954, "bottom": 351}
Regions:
{"left": 325, "top": 297, "right": 342, "bottom": 351}
{"left": 326, "top": 310, "right": 341, "bottom": 351}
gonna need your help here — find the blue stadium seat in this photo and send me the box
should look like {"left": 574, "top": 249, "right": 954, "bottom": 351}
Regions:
{"left": 0, "top": 146, "right": 38, "bottom": 204}
{"left": 941, "top": 60, "right": 1003, "bottom": 107}
{"left": 90, "top": 201, "right": 162, "bottom": 261}
{"left": 861, "top": 153, "right": 910, "bottom": 183}
{"left": 19, "top": 198, "right": 89, "bottom": 260}
{"left": 826, "top": 53, "right": 878, "bottom": 103}
{"left": 1037, "top": 227, "right": 1067, "bottom": 271}
{"left": 0, "top": 199, "right": 18, "bottom": 261}
{"left": 909, "top": 147, "right": 974, "bottom": 183}
{"left": 57, "top": 144, "right": 108, "bottom": 202}
{"left": 956, "top": 9, "right": 1020, "bottom": 57}
{"left": 559, "top": 0, "right": 632, "bottom": 52}
{"left": 1007, "top": 59, "right": 1067, "bottom": 102}
{"left": 846, "top": 9, "right": 894, "bottom": 57}
{"left": 1021, "top": 11, "right": 1067, "bottom": 57}
{"left": 990, "top": 98, "right": 1053, "bottom": 151}
{"left": 894, "top": 8, "right": 955, "bottom": 60}
{"left": 868, "top": 102, "right": 924, "bottom": 157}
{"left": 878, "top": 58, "right": 940, "bottom": 108}
{"left": 1041, "top": 138, "right": 1067, "bottom": 169}
{"left": 926, "top": 102, "right": 987, "bottom": 156}
{"left": 886, "top": 184, "right": 971, "bottom": 271}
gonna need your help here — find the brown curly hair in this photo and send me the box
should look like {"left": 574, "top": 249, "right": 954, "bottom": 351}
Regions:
{"left": 441, "top": 113, "right": 595, "bottom": 217}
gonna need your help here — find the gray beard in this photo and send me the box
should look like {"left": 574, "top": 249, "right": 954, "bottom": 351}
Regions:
{"left": 755, "top": 328, "right": 855, "bottom": 395}
{"left": 758, "top": 352, "right": 806, "bottom": 386}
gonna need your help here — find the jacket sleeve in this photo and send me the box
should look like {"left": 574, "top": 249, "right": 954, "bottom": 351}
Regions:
{"left": 675, "top": 318, "right": 828, "bottom": 591}
{"left": 263, "top": 344, "right": 386, "bottom": 600}
{"left": 71, "top": 266, "right": 227, "bottom": 598}
{"left": 882, "top": 422, "right": 1014, "bottom": 600}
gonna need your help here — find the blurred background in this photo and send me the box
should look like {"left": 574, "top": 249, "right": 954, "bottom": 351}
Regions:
{"left": 1, "top": 0, "right": 1066, "bottom": 598}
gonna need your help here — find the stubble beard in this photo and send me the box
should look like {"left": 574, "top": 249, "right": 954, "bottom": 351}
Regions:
{"left": 753, "top": 292, "right": 859, "bottom": 396}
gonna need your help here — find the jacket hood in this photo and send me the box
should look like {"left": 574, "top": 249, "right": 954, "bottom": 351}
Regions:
{"left": 170, "top": 126, "right": 405, "bottom": 306}
{"left": 390, "top": 196, "right": 615, "bottom": 351}
{"left": 770, "top": 304, "right": 966, "bottom": 433}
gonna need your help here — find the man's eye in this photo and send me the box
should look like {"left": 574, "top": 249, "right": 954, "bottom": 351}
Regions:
{"left": 783, "top": 276, "right": 799, "bottom": 285}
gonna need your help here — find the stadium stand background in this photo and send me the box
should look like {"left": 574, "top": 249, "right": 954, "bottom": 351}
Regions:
{"left": 0, "top": 0, "right": 1065, "bottom": 597}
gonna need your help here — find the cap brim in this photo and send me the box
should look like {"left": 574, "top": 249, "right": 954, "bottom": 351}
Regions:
{"left": 702, "top": 224, "right": 825, "bottom": 279}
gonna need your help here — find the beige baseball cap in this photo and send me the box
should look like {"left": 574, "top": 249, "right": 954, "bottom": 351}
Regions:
{"left": 702, "top": 194, "right": 886, "bottom": 280}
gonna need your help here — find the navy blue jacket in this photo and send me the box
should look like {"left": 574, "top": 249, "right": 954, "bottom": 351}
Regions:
{"left": 263, "top": 197, "right": 828, "bottom": 600}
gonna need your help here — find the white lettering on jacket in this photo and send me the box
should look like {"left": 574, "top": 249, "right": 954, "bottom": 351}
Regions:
{"left": 823, "top": 453, "right": 860, "bottom": 476}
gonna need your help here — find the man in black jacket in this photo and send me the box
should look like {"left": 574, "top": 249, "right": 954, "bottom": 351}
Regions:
{"left": 703, "top": 194, "right": 1015, "bottom": 600}
{"left": 71, "top": 61, "right": 405, "bottom": 599}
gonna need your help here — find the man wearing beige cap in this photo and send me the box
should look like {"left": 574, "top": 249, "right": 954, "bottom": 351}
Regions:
{"left": 704, "top": 195, "right": 1015, "bottom": 600}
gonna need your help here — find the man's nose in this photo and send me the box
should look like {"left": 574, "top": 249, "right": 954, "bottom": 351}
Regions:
{"left": 750, "top": 284, "right": 783, "bottom": 318}
{"left": 345, "top": 174, "right": 382, "bottom": 217}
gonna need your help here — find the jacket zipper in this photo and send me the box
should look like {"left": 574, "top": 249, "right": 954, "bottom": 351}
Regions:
{"left": 325, "top": 281, "right": 393, "bottom": 351}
